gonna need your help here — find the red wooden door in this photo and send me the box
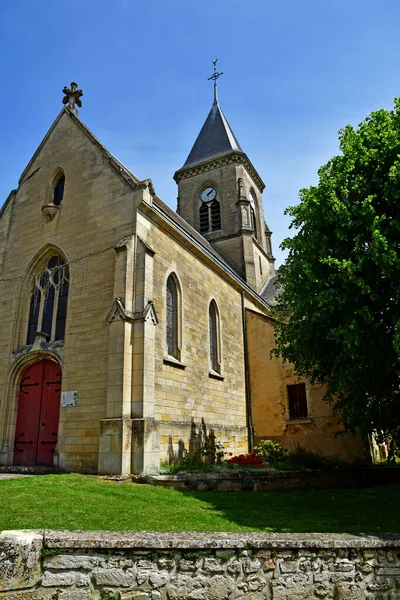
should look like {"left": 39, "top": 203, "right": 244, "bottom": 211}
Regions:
{"left": 14, "top": 360, "right": 61, "bottom": 466}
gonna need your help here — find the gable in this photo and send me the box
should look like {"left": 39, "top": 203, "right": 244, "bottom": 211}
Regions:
{"left": 0, "top": 109, "right": 140, "bottom": 279}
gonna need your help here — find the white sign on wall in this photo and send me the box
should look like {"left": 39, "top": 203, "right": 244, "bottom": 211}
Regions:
{"left": 61, "top": 391, "right": 78, "bottom": 407}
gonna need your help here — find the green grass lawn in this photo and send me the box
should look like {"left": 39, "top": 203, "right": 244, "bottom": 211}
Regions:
{"left": 0, "top": 474, "right": 398, "bottom": 533}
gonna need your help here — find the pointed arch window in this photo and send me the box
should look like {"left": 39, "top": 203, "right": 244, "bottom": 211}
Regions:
{"left": 53, "top": 174, "right": 65, "bottom": 206}
{"left": 26, "top": 256, "right": 69, "bottom": 345}
{"left": 166, "top": 274, "right": 181, "bottom": 360}
{"left": 249, "top": 191, "right": 258, "bottom": 239}
{"left": 209, "top": 300, "right": 221, "bottom": 373}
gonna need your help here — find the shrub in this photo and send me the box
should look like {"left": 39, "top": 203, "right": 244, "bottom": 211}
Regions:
{"left": 255, "top": 440, "right": 287, "bottom": 466}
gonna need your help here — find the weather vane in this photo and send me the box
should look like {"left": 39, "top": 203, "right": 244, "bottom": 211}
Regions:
{"left": 208, "top": 59, "right": 223, "bottom": 104}
{"left": 62, "top": 82, "right": 83, "bottom": 115}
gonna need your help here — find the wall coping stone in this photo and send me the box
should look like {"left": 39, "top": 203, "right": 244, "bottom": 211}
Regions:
{"left": 43, "top": 530, "right": 400, "bottom": 550}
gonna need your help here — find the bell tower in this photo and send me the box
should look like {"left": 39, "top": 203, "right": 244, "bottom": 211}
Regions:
{"left": 174, "top": 61, "right": 275, "bottom": 291}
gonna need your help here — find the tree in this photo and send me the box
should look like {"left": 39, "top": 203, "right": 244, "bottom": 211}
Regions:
{"left": 272, "top": 98, "right": 400, "bottom": 453}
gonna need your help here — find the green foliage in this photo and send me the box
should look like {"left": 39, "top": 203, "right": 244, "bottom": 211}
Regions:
{"left": 276, "top": 446, "right": 346, "bottom": 470}
{"left": 41, "top": 548, "right": 60, "bottom": 559}
{"left": 185, "top": 551, "right": 200, "bottom": 560}
{"left": 255, "top": 440, "right": 288, "bottom": 466}
{"left": 272, "top": 97, "right": 400, "bottom": 451}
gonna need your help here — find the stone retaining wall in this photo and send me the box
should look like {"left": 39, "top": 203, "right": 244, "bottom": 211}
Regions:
{"left": 1, "top": 530, "right": 400, "bottom": 599}
{"left": 137, "top": 467, "right": 400, "bottom": 492}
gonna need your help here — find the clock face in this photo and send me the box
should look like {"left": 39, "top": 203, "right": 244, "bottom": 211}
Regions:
{"left": 200, "top": 187, "right": 217, "bottom": 203}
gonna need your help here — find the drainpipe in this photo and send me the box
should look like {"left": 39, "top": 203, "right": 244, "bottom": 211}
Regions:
{"left": 241, "top": 291, "right": 254, "bottom": 452}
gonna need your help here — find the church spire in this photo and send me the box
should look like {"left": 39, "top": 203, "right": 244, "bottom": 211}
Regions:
{"left": 208, "top": 58, "right": 223, "bottom": 105}
{"left": 179, "top": 62, "right": 243, "bottom": 170}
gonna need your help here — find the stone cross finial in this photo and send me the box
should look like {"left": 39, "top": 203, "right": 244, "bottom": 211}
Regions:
{"left": 62, "top": 82, "right": 83, "bottom": 114}
{"left": 208, "top": 59, "right": 223, "bottom": 104}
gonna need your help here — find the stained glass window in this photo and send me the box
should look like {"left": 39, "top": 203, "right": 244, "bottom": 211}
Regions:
{"left": 166, "top": 275, "right": 178, "bottom": 358}
{"left": 26, "top": 256, "right": 69, "bottom": 345}
{"left": 209, "top": 301, "right": 220, "bottom": 373}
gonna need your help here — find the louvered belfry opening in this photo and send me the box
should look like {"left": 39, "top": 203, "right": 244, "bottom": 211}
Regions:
{"left": 199, "top": 203, "right": 209, "bottom": 233}
{"left": 199, "top": 199, "right": 221, "bottom": 234}
{"left": 210, "top": 199, "right": 221, "bottom": 231}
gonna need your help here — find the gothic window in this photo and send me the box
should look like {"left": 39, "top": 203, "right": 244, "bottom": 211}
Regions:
{"left": 166, "top": 274, "right": 181, "bottom": 359}
{"left": 53, "top": 174, "right": 65, "bottom": 206}
{"left": 26, "top": 256, "right": 69, "bottom": 345}
{"left": 249, "top": 191, "right": 258, "bottom": 239}
{"left": 209, "top": 300, "right": 220, "bottom": 373}
{"left": 287, "top": 383, "right": 308, "bottom": 420}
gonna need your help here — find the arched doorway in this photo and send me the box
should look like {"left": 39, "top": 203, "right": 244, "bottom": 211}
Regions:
{"left": 14, "top": 360, "right": 61, "bottom": 466}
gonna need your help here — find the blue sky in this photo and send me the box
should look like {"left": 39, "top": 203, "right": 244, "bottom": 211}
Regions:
{"left": 1, "top": 0, "right": 400, "bottom": 266}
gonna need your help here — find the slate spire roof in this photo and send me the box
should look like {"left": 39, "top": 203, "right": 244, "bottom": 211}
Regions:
{"left": 182, "top": 99, "right": 243, "bottom": 169}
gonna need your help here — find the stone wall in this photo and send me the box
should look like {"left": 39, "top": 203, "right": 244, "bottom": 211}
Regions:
{"left": 1, "top": 530, "right": 399, "bottom": 599}
{"left": 245, "top": 309, "right": 366, "bottom": 460}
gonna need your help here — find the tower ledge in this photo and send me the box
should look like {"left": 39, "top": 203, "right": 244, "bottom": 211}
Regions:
{"left": 173, "top": 151, "right": 265, "bottom": 194}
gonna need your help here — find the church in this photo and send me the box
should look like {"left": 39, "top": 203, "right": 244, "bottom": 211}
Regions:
{"left": 0, "top": 74, "right": 364, "bottom": 475}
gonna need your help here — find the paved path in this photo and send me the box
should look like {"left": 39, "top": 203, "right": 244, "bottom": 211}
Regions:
{"left": 0, "top": 473, "right": 34, "bottom": 480}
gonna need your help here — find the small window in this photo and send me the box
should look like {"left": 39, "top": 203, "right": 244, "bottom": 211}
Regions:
{"left": 287, "top": 383, "right": 308, "bottom": 419}
{"left": 166, "top": 274, "right": 181, "bottom": 359}
{"left": 209, "top": 300, "right": 220, "bottom": 373}
{"left": 53, "top": 174, "right": 65, "bottom": 206}
{"left": 27, "top": 256, "right": 69, "bottom": 345}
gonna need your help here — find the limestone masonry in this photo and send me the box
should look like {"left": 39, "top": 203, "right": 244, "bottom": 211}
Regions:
{"left": 1, "top": 530, "right": 400, "bottom": 599}
{"left": 0, "top": 81, "right": 364, "bottom": 475}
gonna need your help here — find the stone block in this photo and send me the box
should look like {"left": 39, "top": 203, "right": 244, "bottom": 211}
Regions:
{"left": 93, "top": 567, "right": 135, "bottom": 587}
{"left": 44, "top": 554, "right": 100, "bottom": 570}
{"left": 149, "top": 571, "right": 170, "bottom": 588}
{"left": 41, "top": 572, "right": 76, "bottom": 587}
{"left": 279, "top": 560, "right": 299, "bottom": 574}
{"left": 0, "top": 530, "right": 43, "bottom": 592}
{"left": 120, "top": 592, "right": 151, "bottom": 600}
{"left": 271, "top": 573, "right": 313, "bottom": 599}
{"left": 243, "top": 557, "right": 262, "bottom": 573}
{"left": 333, "top": 583, "right": 363, "bottom": 600}
{"left": 202, "top": 558, "right": 226, "bottom": 573}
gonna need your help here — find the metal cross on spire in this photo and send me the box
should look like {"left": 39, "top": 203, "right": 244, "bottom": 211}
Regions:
{"left": 208, "top": 59, "right": 223, "bottom": 104}
{"left": 62, "top": 82, "right": 83, "bottom": 115}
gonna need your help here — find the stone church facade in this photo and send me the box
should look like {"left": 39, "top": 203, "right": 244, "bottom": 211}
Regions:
{"left": 0, "top": 82, "right": 364, "bottom": 474}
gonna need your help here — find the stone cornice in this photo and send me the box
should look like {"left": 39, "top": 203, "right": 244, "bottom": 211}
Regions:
{"left": 173, "top": 152, "right": 265, "bottom": 193}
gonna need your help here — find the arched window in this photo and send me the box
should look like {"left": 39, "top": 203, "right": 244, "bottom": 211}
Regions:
{"left": 249, "top": 191, "right": 258, "bottom": 239}
{"left": 166, "top": 274, "right": 181, "bottom": 359}
{"left": 209, "top": 300, "right": 220, "bottom": 373}
{"left": 53, "top": 174, "right": 65, "bottom": 206}
{"left": 26, "top": 256, "right": 69, "bottom": 345}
